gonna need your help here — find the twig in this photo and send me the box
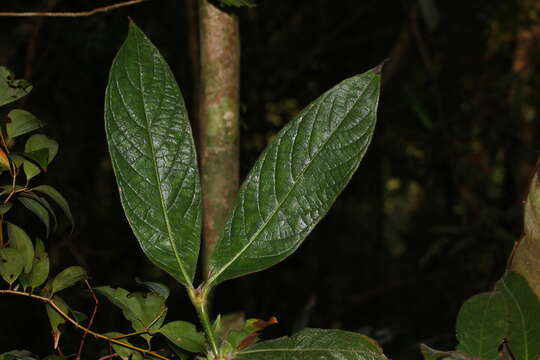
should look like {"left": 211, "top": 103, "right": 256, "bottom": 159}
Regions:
{"left": 76, "top": 280, "right": 100, "bottom": 360}
{"left": 0, "top": 0, "right": 147, "bottom": 17}
{"left": 0, "top": 289, "right": 170, "bottom": 360}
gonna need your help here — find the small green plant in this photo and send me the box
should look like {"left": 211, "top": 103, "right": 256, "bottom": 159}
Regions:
{"left": 2, "top": 20, "right": 540, "bottom": 360}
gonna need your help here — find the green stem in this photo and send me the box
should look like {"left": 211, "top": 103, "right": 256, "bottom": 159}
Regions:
{"left": 188, "top": 285, "right": 219, "bottom": 355}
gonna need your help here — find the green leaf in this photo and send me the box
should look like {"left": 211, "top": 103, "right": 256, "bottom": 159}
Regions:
{"left": 0, "top": 350, "right": 38, "bottom": 360}
{"left": 217, "top": 0, "right": 256, "bottom": 7}
{"left": 104, "top": 21, "right": 201, "bottom": 286}
{"left": 208, "top": 68, "right": 381, "bottom": 285}
{"left": 104, "top": 332, "right": 144, "bottom": 360}
{"left": 18, "top": 238, "right": 49, "bottom": 290}
{"left": 237, "top": 328, "right": 386, "bottom": 360}
{"left": 0, "top": 248, "right": 23, "bottom": 285}
{"left": 0, "top": 203, "right": 12, "bottom": 215}
{"left": 46, "top": 296, "right": 70, "bottom": 346}
{"left": 51, "top": 266, "right": 87, "bottom": 295}
{"left": 420, "top": 344, "right": 469, "bottom": 360}
{"left": 455, "top": 292, "right": 508, "bottom": 360}
{"left": 18, "top": 197, "right": 50, "bottom": 237}
{"left": 158, "top": 321, "right": 206, "bottom": 353}
{"left": 0, "top": 66, "right": 32, "bottom": 106}
{"left": 135, "top": 277, "right": 170, "bottom": 299}
{"left": 496, "top": 272, "right": 540, "bottom": 360}
{"left": 7, "top": 223, "right": 34, "bottom": 273}
{"left": 42, "top": 356, "right": 69, "bottom": 360}
{"left": 19, "top": 191, "right": 57, "bottom": 230}
{"left": 6, "top": 109, "right": 44, "bottom": 138}
{"left": 96, "top": 286, "right": 167, "bottom": 343}
{"left": 25, "top": 134, "right": 58, "bottom": 165}
{"left": 18, "top": 149, "right": 49, "bottom": 181}
{"left": 32, "top": 185, "right": 73, "bottom": 230}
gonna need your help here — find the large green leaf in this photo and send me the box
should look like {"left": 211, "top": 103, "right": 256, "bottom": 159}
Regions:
{"left": 496, "top": 272, "right": 540, "bottom": 360}
{"left": 96, "top": 286, "right": 167, "bottom": 343}
{"left": 237, "top": 328, "right": 386, "bottom": 360}
{"left": 208, "top": 68, "right": 381, "bottom": 285}
{"left": 456, "top": 292, "right": 508, "bottom": 360}
{"left": 0, "top": 67, "right": 32, "bottom": 107}
{"left": 104, "top": 21, "right": 201, "bottom": 286}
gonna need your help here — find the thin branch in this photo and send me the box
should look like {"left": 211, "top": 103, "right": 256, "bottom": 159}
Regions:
{"left": 0, "top": 0, "right": 147, "bottom": 17}
{"left": 76, "top": 280, "right": 100, "bottom": 360}
{"left": 0, "top": 289, "right": 170, "bottom": 360}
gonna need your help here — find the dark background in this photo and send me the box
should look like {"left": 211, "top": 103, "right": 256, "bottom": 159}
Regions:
{"left": 1, "top": 0, "right": 538, "bottom": 359}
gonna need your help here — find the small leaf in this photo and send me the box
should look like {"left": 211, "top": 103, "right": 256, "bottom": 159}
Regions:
{"left": 19, "top": 149, "right": 49, "bottom": 181}
{"left": 19, "top": 238, "right": 49, "bottom": 290}
{"left": 420, "top": 344, "right": 469, "bottom": 360}
{"left": 208, "top": 68, "right": 381, "bottom": 285}
{"left": 96, "top": 286, "right": 167, "bottom": 344}
{"left": 25, "top": 134, "right": 58, "bottom": 165}
{"left": 496, "top": 272, "right": 540, "bottom": 360}
{"left": 0, "top": 149, "right": 10, "bottom": 171}
{"left": 455, "top": 292, "right": 508, "bottom": 360}
{"left": 46, "top": 296, "right": 70, "bottom": 349}
{"left": 158, "top": 321, "right": 206, "bottom": 353}
{"left": 135, "top": 277, "right": 170, "bottom": 299}
{"left": 237, "top": 328, "right": 386, "bottom": 360}
{"left": 0, "top": 203, "right": 13, "bottom": 215}
{"left": 19, "top": 191, "right": 57, "bottom": 230}
{"left": 104, "top": 332, "right": 144, "bottom": 360}
{"left": 6, "top": 110, "right": 44, "bottom": 138}
{"left": 32, "top": 185, "right": 74, "bottom": 230}
{"left": 0, "top": 248, "right": 23, "bottom": 285}
{"left": 51, "top": 266, "right": 88, "bottom": 295}
{"left": 105, "top": 21, "right": 201, "bottom": 286}
{"left": 18, "top": 197, "right": 50, "bottom": 237}
{"left": 70, "top": 310, "right": 88, "bottom": 323}
{"left": 0, "top": 350, "right": 38, "bottom": 360}
{"left": 7, "top": 223, "right": 34, "bottom": 273}
{"left": 0, "top": 66, "right": 32, "bottom": 106}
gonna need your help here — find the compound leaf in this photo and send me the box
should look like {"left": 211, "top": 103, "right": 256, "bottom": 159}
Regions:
{"left": 237, "top": 328, "right": 386, "bottom": 360}
{"left": 104, "top": 21, "right": 201, "bottom": 286}
{"left": 208, "top": 68, "right": 381, "bottom": 285}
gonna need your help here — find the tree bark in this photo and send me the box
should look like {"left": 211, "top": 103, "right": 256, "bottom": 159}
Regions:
{"left": 198, "top": 0, "right": 240, "bottom": 281}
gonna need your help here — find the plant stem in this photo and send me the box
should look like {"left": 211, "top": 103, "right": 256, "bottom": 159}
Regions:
{"left": 188, "top": 285, "right": 219, "bottom": 355}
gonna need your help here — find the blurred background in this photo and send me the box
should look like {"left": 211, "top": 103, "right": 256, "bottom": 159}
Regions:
{"left": 1, "top": 0, "right": 539, "bottom": 358}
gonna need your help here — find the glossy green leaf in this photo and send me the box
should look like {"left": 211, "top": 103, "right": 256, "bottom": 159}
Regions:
{"left": 19, "top": 192, "right": 57, "bottom": 229}
{"left": 6, "top": 110, "right": 44, "bottom": 138}
{"left": 46, "top": 296, "right": 70, "bottom": 345}
{"left": 0, "top": 248, "right": 23, "bottom": 285}
{"left": 158, "top": 321, "right": 206, "bottom": 353}
{"left": 208, "top": 68, "right": 381, "bottom": 285}
{"left": 456, "top": 292, "right": 507, "bottom": 360}
{"left": 496, "top": 272, "right": 540, "bottom": 360}
{"left": 18, "top": 197, "right": 50, "bottom": 237}
{"left": 104, "top": 21, "right": 201, "bottom": 286}
{"left": 237, "top": 328, "right": 386, "bottom": 360}
{"left": 51, "top": 266, "right": 87, "bottom": 295}
{"left": 32, "top": 185, "right": 73, "bottom": 229}
{"left": 96, "top": 286, "right": 167, "bottom": 343}
{"left": 0, "top": 350, "right": 38, "bottom": 360}
{"left": 19, "top": 238, "right": 49, "bottom": 290}
{"left": 104, "top": 332, "right": 144, "bottom": 360}
{"left": 23, "top": 135, "right": 58, "bottom": 180}
{"left": 7, "top": 223, "right": 34, "bottom": 273}
{"left": 0, "top": 66, "right": 32, "bottom": 106}
{"left": 19, "top": 149, "right": 49, "bottom": 181}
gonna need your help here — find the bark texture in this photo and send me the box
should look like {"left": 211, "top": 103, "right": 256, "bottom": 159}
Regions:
{"left": 198, "top": 0, "right": 240, "bottom": 280}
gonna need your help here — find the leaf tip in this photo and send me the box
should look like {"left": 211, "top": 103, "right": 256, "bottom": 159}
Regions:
{"left": 374, "top": 58, "right": 390, "bottom": 75}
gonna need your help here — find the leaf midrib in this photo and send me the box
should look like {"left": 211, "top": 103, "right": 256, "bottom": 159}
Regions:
{"left": 132, "top": 31, "right": 191, "bottom": 285}
{"left": 208, "top": 75, "right": 376, "bottom": 285}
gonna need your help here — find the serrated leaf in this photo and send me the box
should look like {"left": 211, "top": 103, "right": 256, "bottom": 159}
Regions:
{"left": 158, "top": 321, "right": 206, "bottom": 353}
{"left": 0, "top": 248, "right": 23, "bottom": 285}
{"left": 96, "top": 286, "right": 167, "bottom": 344}
{"left": 51, "top": 266, "right": 87, "bottom": 295}
{"left": 6, "top": 110, "right": 44, "bottom": 138}
{"left": 7, "top": 223, "right": 34, "bottom": 273}
{"left": 104, "top": 332, "right": 144, "bottom": 360}
{"left": 32, "top": 185, "right": 73, "bottom": 230}
{"left": 237, "top": 328, "right": 386, "bottom": 360}
{"left": 18, "top": 197, "right": 50, "bottom": 237}
{"left": 104, "top": 21, "right": 201, "bottom": 286}
{"left": 19, "top": 238, "right": 49, "bottom": 290}
{"left": 456, "top": 292, "right": 508, "bottom": 360}
{"left": 46, "top": 296, "right": 70, "bottom": 348}
{"left": 208, "top": 68, "right": 381, "bottom": 285}
{"left": 496, "top": 272, "right": 540, "bottom": 360}
{"left": 0, "top": 66, "right": 32, "bottom": 106}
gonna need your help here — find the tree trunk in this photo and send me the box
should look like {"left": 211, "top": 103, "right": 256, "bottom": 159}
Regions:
{"left": 198, "top": 0, "right": 240, "bottom": 281}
